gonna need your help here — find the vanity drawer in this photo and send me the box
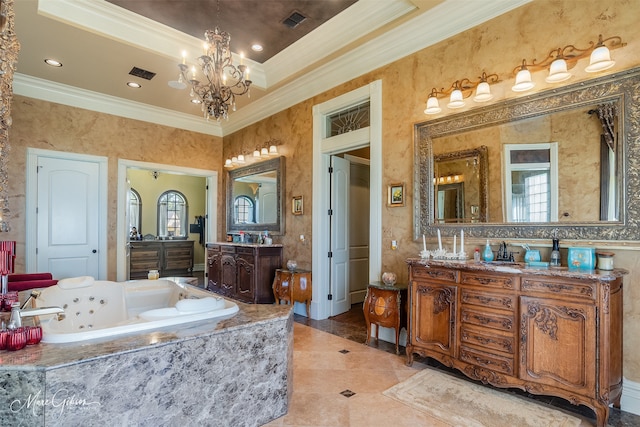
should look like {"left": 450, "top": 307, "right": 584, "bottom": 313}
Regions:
{"left": 460, "top": 288, "right": 515, "bottom": 312}
{"left": 460, "top": 325, "right": 515, "bottom": 355}
{"left": 461, "top": 307, "right": 515, "bottom": 332}
{"left": 460, "top": 345, "right": 514, "bottom": 375}
{"left": 521, "top": 276, "right": 596, "bottom": 300}
{"left": 460, "top": 272, "right": 517, "bottom": 290}
{"left": 412, "top": 267, "right": 457, "bottom": 283}
{"left": 237, "top": 246, "right": 256, "bottom": 255}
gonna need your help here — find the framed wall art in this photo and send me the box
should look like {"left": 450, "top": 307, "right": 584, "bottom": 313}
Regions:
{"left": 292, "top": 195, "right": 303, "bottom": 215}
{"left": 388, "top": 183, "right": 405, "bottom": 207}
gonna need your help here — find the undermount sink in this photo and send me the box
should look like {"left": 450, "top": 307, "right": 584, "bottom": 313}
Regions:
{"left": 481, "top": 261, "right": 522, "bottom": 266}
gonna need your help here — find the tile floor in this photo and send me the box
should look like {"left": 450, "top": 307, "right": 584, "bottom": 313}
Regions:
{"left": 262, "top": 303, "right": 640, "bottom": 427}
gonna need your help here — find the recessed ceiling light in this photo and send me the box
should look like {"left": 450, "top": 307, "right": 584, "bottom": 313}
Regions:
{"left": 127, "top": 82, "right": 142, "bottom": 88}
{"left": 251, "top": 44, "right": 263, "bottom": 52}
{"left": 44, "top": 58, "right": 62, "bottom": 67}
{"left": 191, "top": 99, "right": 202, "bottom": 104}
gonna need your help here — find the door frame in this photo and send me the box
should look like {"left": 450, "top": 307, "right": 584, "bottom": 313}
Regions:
{"left": 312, "top": 80, "right": 382, "bottom": 320}
{"left": 25, "top": 148, "right": 109, "bottom": 278}
{"left": 115, "top": 159, "right": 218, "bottom": 282}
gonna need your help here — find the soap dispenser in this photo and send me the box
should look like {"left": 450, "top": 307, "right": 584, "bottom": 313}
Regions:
{"left": 482, "top": 240, "right": 494, "bottom": 262}
{"left": 550, "top": 238, "right": 561, "bottom": 267}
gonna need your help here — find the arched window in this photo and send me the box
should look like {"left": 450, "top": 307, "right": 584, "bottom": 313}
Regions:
{"left": 158, "top": 190, "right": 188, "bottom": 238}
{"left": 128, "top": 188, "right": 142, "bottom": 237}
{"left": 234, "top": 195, "right": 255, "bottom": 224}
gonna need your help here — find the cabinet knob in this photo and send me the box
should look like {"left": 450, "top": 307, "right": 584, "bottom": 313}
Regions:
{"left": 92, "top": 249, "right": 97, "bottom": 253}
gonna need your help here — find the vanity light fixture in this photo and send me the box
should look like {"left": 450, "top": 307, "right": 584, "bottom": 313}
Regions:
{"left": 512, "top": 60, "right": 535, "bottom": 92}
{"left": 425, "top": 72, "right": 499, "bottom": 115}
{"left": 424, "top": 88, "right": 442, "bottom": 115}
{"left": 512, "top": 35, "right": 625, "bottom": 90}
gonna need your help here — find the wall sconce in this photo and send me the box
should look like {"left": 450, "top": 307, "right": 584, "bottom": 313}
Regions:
{"left": 433, "top": 174, "right": 464, "bottom": 185}
{"left": 424, "top": 72, "right": 499, "bottom": 115}
{"left": 512, "top": 34, "right": 625, "bottom": 92}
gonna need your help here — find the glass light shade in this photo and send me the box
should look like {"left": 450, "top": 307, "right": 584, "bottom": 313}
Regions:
{"left": 224, "top": 159, "right": 233, "bottom": 168}
{"left": 512, "top": 68, "right": 535, "bottom": 92}
{"left": 585, "top": 46, "right": 615, "bottom": 73}
{"left": 236, "top": 155, "right": 245, "bottom": 164}
{"left": 269, "top": 145, "right": 278, "bottom": 155}
{"left": 253, "top": 150, "right": 260, "bottom": 157}
{"left": 545, "top": 58, "right": 572, "bottom": 83}
{"left": 424, "top": 96, "right": 441, "bottom": 115}
{"left": 231, "top": 156, "right": 238, "bottom": 164}
{"left": 447, "top": 89, "right": 465, "bottom": 109}
{"left": 261, "top": 147, "right": 269, "bottom": 157}
{"left": 473, "top": 81, "right": 493, "bottom": 102}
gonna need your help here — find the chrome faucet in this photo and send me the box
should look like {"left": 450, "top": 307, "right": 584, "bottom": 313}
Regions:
{"left": 9, "top": 303, "right": 65, "bottom": 328}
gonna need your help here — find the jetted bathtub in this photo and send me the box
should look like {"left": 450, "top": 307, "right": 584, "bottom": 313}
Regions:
{"left": 33, "top": 278, "right": 239, "bottom": 343}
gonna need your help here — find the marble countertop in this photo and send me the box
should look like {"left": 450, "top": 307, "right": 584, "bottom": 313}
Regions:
{"left": 406, "top": 258, "right": 628, "bottom": 281}
{"left": 0, "top": 301, "right": 291, "bottom": 371}
{"left": 206, "top": 242, "right": 284, "bottom": 248}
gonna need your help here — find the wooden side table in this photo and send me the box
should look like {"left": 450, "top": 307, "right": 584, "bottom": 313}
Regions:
{"left": 363, "top": 282, "right": 408, "bottom": 354}
{"left": 272, "top": 269, "right": 312, "bottom": 317}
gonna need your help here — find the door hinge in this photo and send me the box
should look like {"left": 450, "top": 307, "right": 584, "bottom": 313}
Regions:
{"left": 328, "top": 294, "right": 333, "bottom": 300}
{"left": 328, "top": 209, "right": 332, "bottom": 216}
{"left": 328, "top": 166, "right": 333, "bottom": 173}
{"left": 206, "top": 185, "right": 209, "bottom": 190}
{"left": 328, "top": 251, "right": 333, "bottom": 258}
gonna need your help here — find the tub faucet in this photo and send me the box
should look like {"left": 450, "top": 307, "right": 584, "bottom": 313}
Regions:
{"left": 9, "top": 304, "right": 65, "bottom": 328}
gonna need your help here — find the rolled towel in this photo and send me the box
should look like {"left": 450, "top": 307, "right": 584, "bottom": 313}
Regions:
{"left": 57, "top": 276, "right": 95, "bottom": 290}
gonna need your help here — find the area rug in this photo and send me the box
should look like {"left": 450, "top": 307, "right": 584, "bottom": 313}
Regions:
{"left": 383, "top": 368, "right": 582, "bottom": 427}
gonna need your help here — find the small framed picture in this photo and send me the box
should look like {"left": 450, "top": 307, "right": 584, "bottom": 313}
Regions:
{"left": 388, "top": 183, "right": 405, "bottom": 207}
{"left": 292, "top": 195, "right": 303, "bottom": 215}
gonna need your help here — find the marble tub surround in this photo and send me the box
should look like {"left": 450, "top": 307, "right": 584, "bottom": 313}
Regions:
{"left": 0, "top": 302, "right": 293, "bottom": 426}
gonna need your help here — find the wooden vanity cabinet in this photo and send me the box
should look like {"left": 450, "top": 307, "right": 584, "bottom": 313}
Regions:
{"left": 129, "top": 240, "right": 194, "bottom": 279}
{"left": 407, "top": 260, "right": 625, "bottom": 427}
{"left": 206, "top": 243, "right": 283, "bottom": 304}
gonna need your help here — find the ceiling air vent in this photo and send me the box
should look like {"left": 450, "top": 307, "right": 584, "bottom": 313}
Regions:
{"left": 283, "top": 11, "right": 307, "bottom": 29}
{"left": 129, "top": 66, "right": 156, "bottom": 80}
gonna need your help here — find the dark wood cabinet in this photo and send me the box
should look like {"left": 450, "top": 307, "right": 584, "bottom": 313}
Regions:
{"left": 129, "top": 240, "right": 194, "bottom": 279}
{"left": 407, "top": 259, "right": 625, "bottom": 427}
{"left": 206, "top": 243, "right": 282, "bottom": 304}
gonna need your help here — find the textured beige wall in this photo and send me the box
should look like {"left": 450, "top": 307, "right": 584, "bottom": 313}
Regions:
{"left": 7, "top": 97, "right": 222, "bottom": 278}
{"left": 4, "top": 0, "right": 640, "bottom": 382}
{"left": 224, "top": 0, "right": 640, "bottom": 381}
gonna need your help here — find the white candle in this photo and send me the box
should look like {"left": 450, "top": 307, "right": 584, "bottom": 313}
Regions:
{"left": 437, "top": 229, "right": 442, "bottom": 251}
{"left": 422, "top": 234, "right": 427, "bottom": 252}
{"left": 461, "top": 230, "right": 464, "bottom": 254}
{"left": 453, "top": 235, "right": 457, "bottom": 254}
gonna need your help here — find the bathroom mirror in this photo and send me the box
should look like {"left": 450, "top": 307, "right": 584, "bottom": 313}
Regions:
{"left": 227, "top": 156, "right": 285, "bottom": 235}
{"left": 414, "top": 67, "right": 640, "bottom": 240}
{"left": 434, "top": 146, "right": 488, "bottom": 223}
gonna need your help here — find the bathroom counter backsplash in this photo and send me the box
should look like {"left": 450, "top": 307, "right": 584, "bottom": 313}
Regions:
{"left": 406, "top": 258, "right": 628, "bottom": 280}
{"left": 0, "top": 301, "right": 291, "bottom": 369}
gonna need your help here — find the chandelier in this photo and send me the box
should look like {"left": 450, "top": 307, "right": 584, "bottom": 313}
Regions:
{"left": 176, "top": 19, "right": 251, "bottom": 121}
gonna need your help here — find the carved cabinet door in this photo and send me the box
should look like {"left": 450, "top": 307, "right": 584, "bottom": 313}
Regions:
{"left": 221, "top": 254, "right": 237, "bottom": 296}
{"left": 519, "top": 296, "right": 596, "bottom": 395}
{"left": 207, "top": 249, "right": 222, "bottom": 292}
{"left": 412, "top": 282, "right": 457, "bottom": 357}
{"left": 236, "top": 254, "right": 255, "bottom": 302}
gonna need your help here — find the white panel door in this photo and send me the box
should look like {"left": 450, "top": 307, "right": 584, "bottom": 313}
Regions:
{"left": 330, "top": 156, "right": 350, "bottom": 316}
{"left": 37, "top": 157, "right": 101, "bottom": 279}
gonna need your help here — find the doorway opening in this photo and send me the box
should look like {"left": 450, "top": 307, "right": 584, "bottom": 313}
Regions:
{"left": 116, "top": 159, "right": 218, "bottom": 282}
{"left": 312, "top": 80, "right": 382, "bottom": 320}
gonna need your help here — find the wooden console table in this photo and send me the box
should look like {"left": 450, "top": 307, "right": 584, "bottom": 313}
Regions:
{"left": 363, "top": 282, "right": 408, "bottom": 354}
{"left": 272, "top": 269, "right": 312, "bottom": 317}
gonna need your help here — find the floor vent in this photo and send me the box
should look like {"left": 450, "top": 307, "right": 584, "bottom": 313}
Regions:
{"left": 129, "top": 66, "right": 156, "bottom": 80}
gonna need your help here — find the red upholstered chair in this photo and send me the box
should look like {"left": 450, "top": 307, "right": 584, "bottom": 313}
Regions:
{"left": 7, "top": 273, "right": 58, "bottom": 292}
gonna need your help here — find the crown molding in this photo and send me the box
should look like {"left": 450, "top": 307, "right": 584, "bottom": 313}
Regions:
{"left": 13, "top": 73, "right": 223, "bottom": 137}
{"left": 222, "top": 0, "right": 532, "bottom": 135}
